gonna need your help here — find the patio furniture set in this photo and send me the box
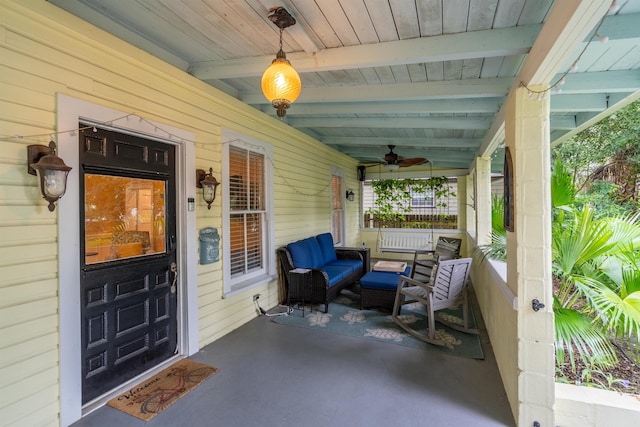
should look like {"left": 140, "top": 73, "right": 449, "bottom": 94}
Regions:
{"left": 277, "top": 235, "right": 478, "bottom": 346}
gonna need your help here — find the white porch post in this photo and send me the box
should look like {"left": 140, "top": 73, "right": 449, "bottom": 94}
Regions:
{"left": 474, "top": 157, "right": 492, "bottom": 246}
{"left": 465, "top": 174, "right": 476, "bottom": 238}
{"left": 456, "top": 175, "right": 467, "bottom": 232}
{"left": 506, "top": 86, "right": 555, "bottom": 425}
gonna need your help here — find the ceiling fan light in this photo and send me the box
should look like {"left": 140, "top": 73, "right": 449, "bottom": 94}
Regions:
{"left": 384, "top": 163, "right": 400, "bottom": 172}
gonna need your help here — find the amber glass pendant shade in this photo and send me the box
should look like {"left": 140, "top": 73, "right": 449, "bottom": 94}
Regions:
{"left": 261, "top": 52, "right": 301, "bottom": 117}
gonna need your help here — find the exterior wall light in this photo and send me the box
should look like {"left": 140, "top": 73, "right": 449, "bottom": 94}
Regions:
{"left": 357, "top": 165, "right": 366, "bottom": 181}
{"left": 27, "top": 140, "right": 72, "bottom": 212}
{"left": 196, "top": 168, "right": 220, "bottom": 210}
{"left": 346, "top": 189, "right": 355, "bottom": 202}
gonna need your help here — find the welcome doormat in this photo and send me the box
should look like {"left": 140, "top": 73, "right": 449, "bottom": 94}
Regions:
{"left": 274, "top": 289, "right": 484, "bottom": 360}
{"left": 107, "top": 359, "right": 219, "bottom": 421}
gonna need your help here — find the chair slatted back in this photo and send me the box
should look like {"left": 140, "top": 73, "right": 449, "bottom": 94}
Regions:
{"left": 433, "top": 237, "right": 462, "bottom": 260}
{"left": 430, "top": 258, "right": 472, "bottom": 303}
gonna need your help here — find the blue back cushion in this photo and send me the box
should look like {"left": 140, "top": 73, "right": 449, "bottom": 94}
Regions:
{"left": 304, "top": 237, "right": 324, "bottom": 268}
{"left": 288, "top": 238, "right": 324, "bottom": 268}
{"left": 316, "top": 233, "right": 337, "bottom": 264}
{"left": 288, "top": 240, "right": 312, "bottom": 268}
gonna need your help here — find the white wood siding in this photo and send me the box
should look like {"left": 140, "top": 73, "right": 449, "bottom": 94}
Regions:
{"left": 0, "top": 1, "right": 360, "bottom": 425}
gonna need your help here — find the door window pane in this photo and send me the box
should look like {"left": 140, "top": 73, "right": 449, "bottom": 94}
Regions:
{"left": 84, "top": 174, "right": 166, "bottom": 264}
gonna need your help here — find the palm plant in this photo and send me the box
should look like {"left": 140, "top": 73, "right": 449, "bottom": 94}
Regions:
{"left": 551, "top": 205, "right": 619, "bottom": 369}
{"left": 473, "top": 194, "right": 507, "bottom": 261}
{"left": 478, "top": 159, "right": 640, "bottom": 373}
{"left": 551, "top": 160, "right": 640, "bottom": 371}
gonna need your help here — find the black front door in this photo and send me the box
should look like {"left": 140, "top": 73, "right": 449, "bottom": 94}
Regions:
{"left": 79, "top": 125, "right": 177, "bottom": 403}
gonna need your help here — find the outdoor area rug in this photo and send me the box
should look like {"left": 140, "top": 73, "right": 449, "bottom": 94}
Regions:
{"left": 107, "top": 359, "right": 219, "bottom": 421}
{"left": 274, "top": 289, "right": 484, "bottom": 360}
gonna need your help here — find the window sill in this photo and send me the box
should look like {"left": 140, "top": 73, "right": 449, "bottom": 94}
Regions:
{"left": 223, "top": 273, "right": 277, "bottom": 298}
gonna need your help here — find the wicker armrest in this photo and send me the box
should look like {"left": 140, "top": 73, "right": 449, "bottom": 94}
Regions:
{"left": 335, "top": 249, "right": 363, "bottom": 262}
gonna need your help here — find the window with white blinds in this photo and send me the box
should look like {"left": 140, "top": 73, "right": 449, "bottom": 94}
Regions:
{"left": 222, "top": 131, "right": 274, "bottom": 297}
{"left": 229, "top": 146, "right": 265, "bottom": 278}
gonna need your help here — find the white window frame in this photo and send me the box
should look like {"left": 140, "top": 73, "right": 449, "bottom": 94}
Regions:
{"left": 330, "top": 166, "right": 346, "bottom": 246}
{"left": 222, "top": 129, "right": 275, "bottom": 297}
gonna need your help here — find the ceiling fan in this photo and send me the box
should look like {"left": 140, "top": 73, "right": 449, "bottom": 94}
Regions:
{"left": 363, "top": 145, "right": 428, "bottom": 171}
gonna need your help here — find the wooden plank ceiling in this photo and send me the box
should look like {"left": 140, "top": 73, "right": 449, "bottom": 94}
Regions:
{"left": 48, "top": 0, "right": 640, "bottom": 172}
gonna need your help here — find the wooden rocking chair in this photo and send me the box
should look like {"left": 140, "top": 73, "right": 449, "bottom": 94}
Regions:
{"left": 410, "top": 237, "right": 462, "bottom": 282}
{"left": 392, "top": 257, "right": 477, "bottom": 346}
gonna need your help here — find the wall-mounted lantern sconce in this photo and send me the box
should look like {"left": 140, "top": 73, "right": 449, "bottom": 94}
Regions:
{"left": 196, "top": 168, "right": 220, "bottom": 210}
{"left": 357, "top": 165, "right": 366, "bottom": 182}
{"left": 346, "top": 189, "right": 355, "bottom": 202}
{"left": 27, "top": 140, "right": 72, "bottom": 212}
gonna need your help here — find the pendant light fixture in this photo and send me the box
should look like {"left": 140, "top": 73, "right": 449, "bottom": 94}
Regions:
{"left": 261, "top": 7, "right": 301, "bottom": 118}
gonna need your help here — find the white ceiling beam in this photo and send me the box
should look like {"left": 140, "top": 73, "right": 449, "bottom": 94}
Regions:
{"left": 550, "top": 116, "right": 577, "bottom": 130}
{"left": 553, "top": 70, "right": 640, "bottom": 94}
{"left": 242, "top": 77, "right": 511, "bottom": 104}
{"left": 353, "top": 151, "right": 475, "bottom": 164}
{"left": 322, "top": 137, "right": 482, "bottom": 149}
{"left": 287, "top": 116, "right": 492, "bottom": 130}
{"left": 244, "top": 70, "right": 638, "bottom": 105}
{"left": 551, "top": 91, "right": 640, "bottom": 147}
{"left": 255, "top": 98, "right": 504, "bottom": 115}
{"left": 550, "top": 93, "right": 609, "bottom": 112}
{"left": 285, "top": 114, "right": 574, "bottom": 131}
{"left": 597, "top": 13, "right": 640, "bottom": 41}
{"left": 190, "top": 25, "right": 541, "bottom": 80}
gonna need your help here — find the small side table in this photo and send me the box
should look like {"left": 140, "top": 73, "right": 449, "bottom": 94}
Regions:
{"left": 288, "top": 268, "right": 311, "bottom": 317}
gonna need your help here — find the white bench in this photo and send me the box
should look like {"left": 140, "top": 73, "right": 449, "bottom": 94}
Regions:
{"left": 377, "top": 232, "right": 433, "bottom": 253}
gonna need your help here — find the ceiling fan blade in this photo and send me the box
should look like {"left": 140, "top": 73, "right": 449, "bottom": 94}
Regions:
{"left": 367, "top": 146, "right": 427, "bottom": 168}
{"left": 399, "top": 158, "right": 427, "bottom": 167}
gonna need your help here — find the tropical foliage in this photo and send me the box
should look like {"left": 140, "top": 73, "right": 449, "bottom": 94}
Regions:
{"left": 552, "top": 100, "right": 640, "bottom": 217}
{"left": 477, "top": 158, "right": 640, "bottom": 373}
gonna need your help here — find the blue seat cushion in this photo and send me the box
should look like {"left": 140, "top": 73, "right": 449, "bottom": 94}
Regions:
{"left": 325, "top": 259, "right": 362, "bottom": 274}
{"left": 360, "top": 269, "right": 410, "bottom": 291}
{"left": 321, "top": 265, "right": 349, "bottom": 286}
{"left": 375, "top": 266, "right": 411, "bottom": 276}
{"left": 316, "top": 233, "right": 337, "bottom": 264}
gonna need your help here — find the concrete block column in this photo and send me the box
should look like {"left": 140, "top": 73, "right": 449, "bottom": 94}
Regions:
{"left": 505, "top": 85, "right": 555, "bottom": 426}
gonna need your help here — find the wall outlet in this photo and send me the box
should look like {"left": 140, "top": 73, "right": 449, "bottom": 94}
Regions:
{"left": 253, "top": 294, "right": 260, "bottom": 301}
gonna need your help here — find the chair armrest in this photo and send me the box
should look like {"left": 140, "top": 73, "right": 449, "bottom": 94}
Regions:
{"left": 399, "top": 275, "right": 433, "bottom": 290}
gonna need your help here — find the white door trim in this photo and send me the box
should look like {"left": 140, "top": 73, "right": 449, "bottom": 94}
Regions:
{"left": 56, "top": 94, "right": 198, "bottom": 426}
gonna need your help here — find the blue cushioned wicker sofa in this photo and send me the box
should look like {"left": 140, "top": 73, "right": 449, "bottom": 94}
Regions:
{"left": 277, "top": 233, "right": 366, "bottom": 312}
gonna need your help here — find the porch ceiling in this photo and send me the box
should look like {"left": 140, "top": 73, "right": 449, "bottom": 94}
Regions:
{"left": 48, "top": 0, "right": 640, "bottom": 173}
